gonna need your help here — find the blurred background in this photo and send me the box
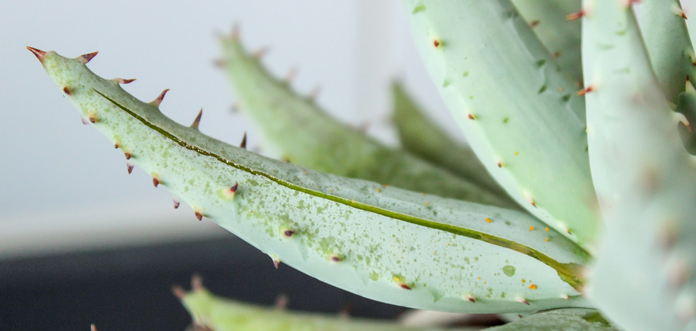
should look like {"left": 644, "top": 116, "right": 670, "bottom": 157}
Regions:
{"left": 0, "top": 1, "right": 455, "bottom": 330}
{"left": 4, "top": 1, "right": 696, "bottom": 330}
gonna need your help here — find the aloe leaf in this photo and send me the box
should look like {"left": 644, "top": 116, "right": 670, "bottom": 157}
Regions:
{"left": 485, "top": 309, "right": 619, "bottom": 331}
{"left": 512, "top": 0, "right": 584, "bottom": 84}
{"left": 676, "top": 81, "right": 696, "bottom": 154}
{"left": 219, "top": 35, "right": 516, "bottom": 210}
{"left": 581, "top": 1, "right": 696, "bottom": 329}
{"left": 175, "top": 275, "right": 463, "bottom": 331}
{"left": 401, "top": 0, "right": 600, "bottom": 250}
{"left": 640, "top": 0, "right": 696, "bottom": 104}
{"left": 29, "top": 47, "right": 591, "bottom": 313}
{"left": 391, "top": 81, "right": 509, "bottom": 200}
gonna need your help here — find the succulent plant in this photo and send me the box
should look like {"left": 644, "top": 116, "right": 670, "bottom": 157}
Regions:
{"left": 26, "top": 0, "right": 696, "bottom": 330}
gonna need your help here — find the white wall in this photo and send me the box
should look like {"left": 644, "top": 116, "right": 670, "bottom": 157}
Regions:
{"left": 0, "top": 0, "right": 453, "bottom": 259}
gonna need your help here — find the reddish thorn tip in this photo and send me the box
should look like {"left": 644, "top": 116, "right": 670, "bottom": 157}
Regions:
{"left": 26, "top": 46, "right": 46, "bottom": 62}
{"left": 566, "top": 10, "right": 585, "bottom": 21}
{"left": 127, "top": 163, "right": 134, "bottom": 174}
{"left": 114, "top": 143, "right": 119, "bottom": 149}
{"left": 117, "top": 78, "right": 136, "bottom": 85}
{"left": 91, "top": 324, "right": 98, "bottom": 331}
{"left": 284, "top": 230, "right": 296, "bottom": 237}
{"left": 240, "top": 132, "right": 247, "bottom": 149}
{"left": 577, "top": 86, "right": 593, "bottom": 96}
{"left": 81, "top": 117, "right": 89, "bottom": 125}
{"left": 230, "top": 183, "right": 239, "bottom": 193}
{"left": 63, "top": 87, "right": 71, "bottom": 95}
{"left": 400, "top": 284, "right": 412, "bottom": 290}
{"left": 173, "top": 199, "right": 180, "bottom": 209}
{"left": 468, "top": 114, "right": 475, "bottom": 120}
{"left": 273, "top": 259, "right": 280, "bottom": 269}
{"left": 77, "top": 51, "right": 98, "bottom": 64}
{"left": 497, "top": 162, "right": 502, "bottom": 168}
{"left": 468, "top": 297, "right": 476, "bottom": 303}
{"left": 124, "top": 153, "right": 131, "bottom": 160}
{"left": 529, "top": 20, "right": 540, "bottom": 28}
{"left": 191, "top": 108, "right": 203, "bottom": 129}
{"left": 88, "top": 115, "right": 96, "bottom": 124}
{"left": 433, "top": 40, "right": 440, "bottom": 47}
{"left": 195, "top": 212, "right": 203, "bottom": 221}
{"left": 172, "top": 285, "right": 186, "bottom": 299}
{"left": 153, "top": 178, "right": 160, "bottom": 187}
{"left": 191, "top": 274, "right": 204, "bottom": 291}
{"left": 331, "top": 256, "right": 342, "bottom": 262}
{"left": 151, "top": 89, "right": 170, "bottom": 107}
{"left": 531, "top": 201, "right": 537, "bottom": 208}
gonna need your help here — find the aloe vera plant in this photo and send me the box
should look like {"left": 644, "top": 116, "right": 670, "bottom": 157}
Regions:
{"left": 26, "top": 0, "right": 696, "bottom": 330}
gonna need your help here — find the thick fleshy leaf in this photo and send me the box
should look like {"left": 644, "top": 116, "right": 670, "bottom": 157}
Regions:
{"left": 29, "top": 48, "right": 590, "bottom": 313}
{"left": 391, "top": 81, "right": 507, "bottom": 199}
{"left": 401, "top": 0, "right": 600, "bottom": 250}
{"left": 176, "top": 276, "right": 460, "bottom": 331}
{"left": 581, "top": 1, "right": 696, "bottom": 329}
{"left": 219, "top": 35, "right": 516, "bottom": 210}
{"left": 485, "top": 309, "right": 619, "bottom": 331}
{"left": 512, "top": 0, "right": 583, "bottom": 84}
{"left": 640, "top": 0, "right": 696, "bottom": 104}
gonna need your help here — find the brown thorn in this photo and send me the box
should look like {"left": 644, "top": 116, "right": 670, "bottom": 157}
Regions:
{"left": 529, "top": 20, "right": 540, "bottom": 28}
{"left": 253, "top": 47, "right": 270, "bottom": 59}
{"left": 153, "top": 178, "right": 160, "bottom": 187}
{"left": 191, "top": 274, "right": 204, "bottom": 291}
{"left": 127, "top": 163, "right": 134, "bottom": 174}
{"left": 239, "top": 132, "right": 247, "bottom": 149}
{"left": 124, "top": 152, "right": 132, "bottom": 160}
{"left": 283, "top": 230, "right": 296, "bottom": 237}
{"left": 468, "top": 114, "right": 475, "bottom": 120}
{"left": 26, "top": 46, "right": 46, "bottom": 62}
{"left": 63, "top": 87, "right": 71, "bottom": 95}
{"left": 76, "top": 51, "right": 98, "bottom": 64}
{"left": 115, "top": 78, "right": 136, "bottom": 85}
{"left": 273, "top": 258, "right": 280, "bottom": 269}
{"left": 190, "top": 108, "right": 203, "bottom": 130}
{"left": 308, "top": 86, "right": 322, "bottom": 100}
{"left": 91, "top": 324, "right": 98, "bottom": 331}
{"left": 284, "top": 67, "right": 298, "bottom": 83}
{"left": 231, "top": 23, "right": 241, "bottom": 40}
{"left": 566, "top": 10, "right": 585, "bottom": 21}
{"left": 230, "top": 183, "right": 239, "bottom": 193}
{"left": 339, "top": 303, "right": 353, "bottom": 318}
{"left": 150, "top": 89, "right": 170, "bottom": 107}
{"left": 81, "top": 117, "right": 89, "bottom": 125}
{"left": 331, "top": 256, "right": 342, "bottom": 262}
{"left": 173, "top": 199, "right": 180, "bottom": 209}
{"left": 195, "top": 212, "right": 203, "bottom": 221}
{"left": 577, "top": 86, "right": 593, "bottom": 96}
{"left": 433, "top": 39, "right": 440, "bottom": 48}
{"left": 172, "top": 285, "right": 187, "bottom": 299}
{"left": 400, "top": 284, "right": 412, "bottom": 290}
{"left": 88, "top": 115, "right": 96, "bottom": 124}
{"left": 275, "top": 294, "right": 289, "bottom": 310}
{"left": 497, "top": 162, "right": 502, "bottom": 168}
{"left": 213, "top": 59, "right": 226, "bottom": 68}
{"left": 114, "top": 143, "right": 120, "bottom": 149}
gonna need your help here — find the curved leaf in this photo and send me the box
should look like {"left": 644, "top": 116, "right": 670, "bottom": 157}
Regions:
{"left": 391, "top": 81, "right": 509, "bottom": 199}
{"left": 485, "top": 309, "right": 619, "bottom": 331}
{"left": 28, "top": 48, "right": 590, "bottom": 313}
{"left": 581, "top": 1, "right": 696, "bottom": 329}
{"left": 219, "top": 35, "right": 516, "bottom": 210}
{"left": 512, "top": 0, "right": 583, "bottom": 84}
{"left": 400, "top": 0, "right": 600, "bottom": 250}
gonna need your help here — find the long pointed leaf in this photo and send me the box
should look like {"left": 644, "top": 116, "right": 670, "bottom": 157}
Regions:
{"left": 29, "top": 48, "right": 590, "bottom": 313}
{"left": 219, "top": 36, "right": 516, "bottom": 210}
{"left": 581, "top": 1, "right": 696, "bottom": 329}
{"left": 400, "top": 0, "right": 600, "bottom": 250}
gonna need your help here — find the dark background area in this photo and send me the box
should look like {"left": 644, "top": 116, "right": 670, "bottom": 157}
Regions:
{"left": 0, "top": 236, "right": 407, "bottom": 331}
